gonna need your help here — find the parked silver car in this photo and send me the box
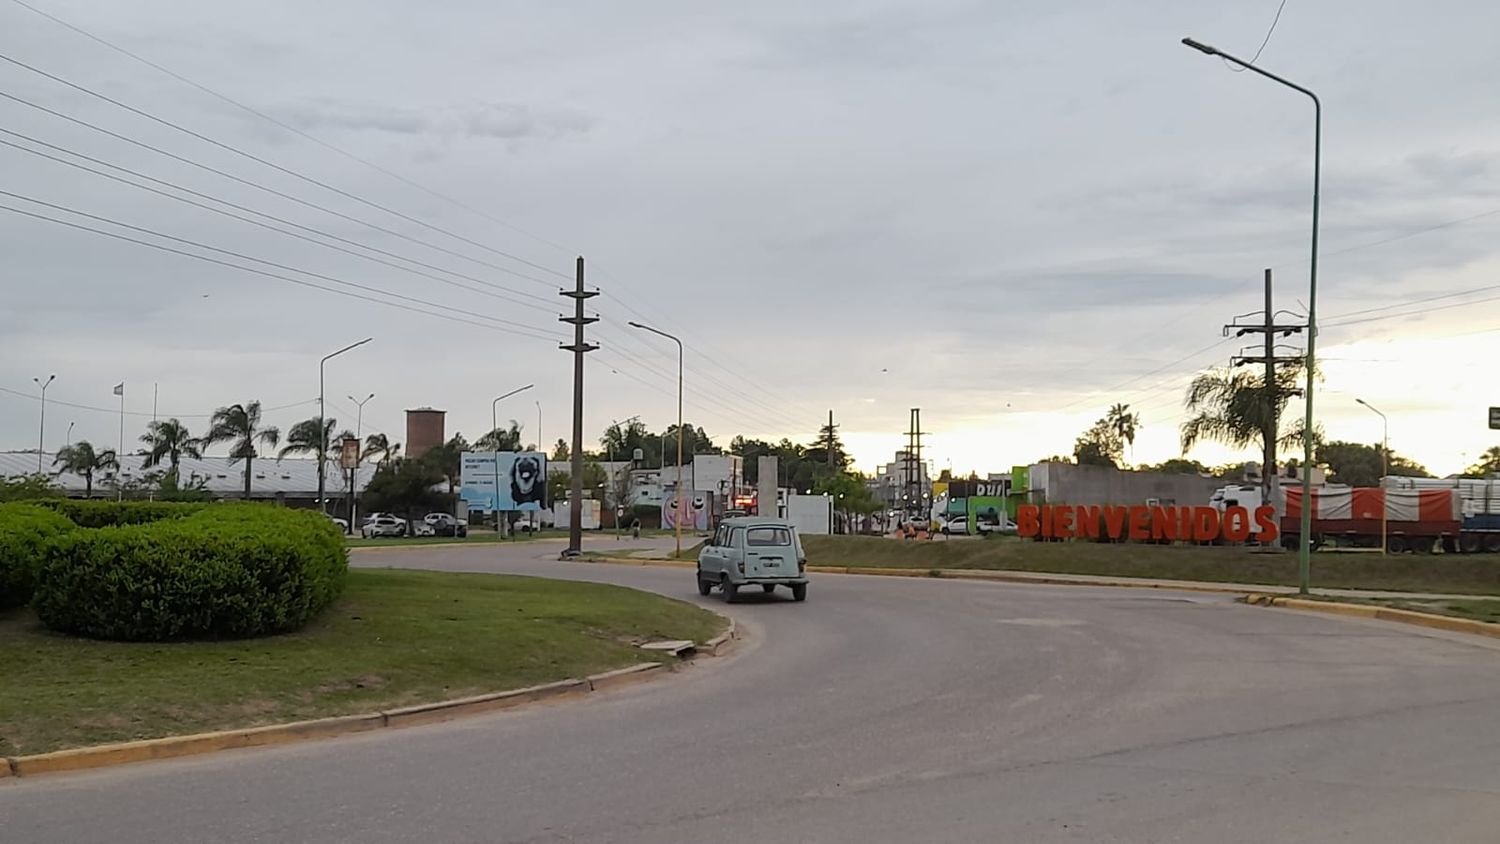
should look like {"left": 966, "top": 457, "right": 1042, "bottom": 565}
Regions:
{"left": 697, "top": 517, "right": 808, "bottom": 602}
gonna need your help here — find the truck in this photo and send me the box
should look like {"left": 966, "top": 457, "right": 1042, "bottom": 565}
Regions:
{"left": 1382, "top": 476, "right": 1500, "bottom": 553}
{"left": 1281, "top": 486, "right": 1462, "bottom": 554}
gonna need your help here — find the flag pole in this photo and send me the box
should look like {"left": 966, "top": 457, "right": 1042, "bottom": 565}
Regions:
{"left": 116, "top": 382, "right": 125, "bottom": 501}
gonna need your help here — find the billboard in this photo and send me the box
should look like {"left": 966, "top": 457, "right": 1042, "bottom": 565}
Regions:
{"left": 460, "top": 452, "right": 548, "bottom": 512}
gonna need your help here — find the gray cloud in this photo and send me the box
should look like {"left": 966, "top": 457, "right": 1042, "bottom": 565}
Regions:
{"left": 268, "top": 99, "right": 594, "bottom": 141}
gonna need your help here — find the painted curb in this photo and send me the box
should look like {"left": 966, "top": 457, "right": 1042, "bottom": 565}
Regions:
{"left": 586, "top": 663, "right": 664, "bottom": 692}
{"left": 9, "top": 712, "right": 386, "bottom": 777}
{"left": 703, "top": 617, "right": 739, "bottom": 657}
{"left": 382, "top": 679, "right": 589, "bottom": 729}
{"left": 1, "top": 620, "right": 736, "bottom": 779}
{"left": 1246, "top": 593, "right": 1500, "bottom": 639}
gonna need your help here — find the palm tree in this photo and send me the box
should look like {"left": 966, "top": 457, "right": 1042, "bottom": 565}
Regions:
{"left": 204, "top": 401, "right": 281, "bottom": 499}
{"left": 1105, "top": 403, "right": 1141, "bottom": 461}
{"left": 139, "top": 418, "right": 202, "bottom": 480}
{"left": 53, "top": 441, "right": 119, "bottom": 498}
{"left": 277, "top": 417, "right": 338, "bottom": 462}
{"left": 1180, "top": 365, "right": 1309, "bottom": 463}
{"left": 362, "top": 433, "right": 401, "bottom": 468}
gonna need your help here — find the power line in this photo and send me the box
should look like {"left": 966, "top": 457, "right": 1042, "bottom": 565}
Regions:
{"left": 0, "top": 189, "right": 563, "bottom": 340}
{"left": 0, "top": 199, "right": 564, "bottom": 342}
{"left": 0, "top": 50, "right": 572, "bottom": 283}
{"left": 0, "top": 89, "right": 564, "bottom": 291}
{"left": 1048, "top": 337, "right": 1232, "bottom": 415}
{"left": 0, "top": 131, "right": 562, "bottom": 314}
{"left": 1322, "top": 291, "right": 1500, "bottom": 329}
{"left": 1321, "top": 280, "right": 1500, "bottom": 323}
{"left": 4, "top": 0, "right": 579, "bottom": 261}
{"left": 0, "top": 385, "right": 314, "bottom": 419}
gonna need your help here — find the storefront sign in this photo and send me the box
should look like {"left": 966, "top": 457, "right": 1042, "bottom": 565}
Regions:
{"left": 1016, "top": 504, "right": 1279, "bottom": 543}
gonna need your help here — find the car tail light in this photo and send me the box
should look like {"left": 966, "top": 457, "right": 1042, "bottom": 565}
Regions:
{"left": 737, "top": 561, "right": 745, "bottom": 574}
{"left": 798, "top": 558, "right": 806, "bottom": 573}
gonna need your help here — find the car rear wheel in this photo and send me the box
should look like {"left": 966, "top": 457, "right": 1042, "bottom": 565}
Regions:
{"left": 791, "top": 583, "right": 807, "bottom": 602}
{"left": 697, "top": 576, "right": 712, "bottom": 596}
{"left": 722, "top": 578, "right": 738, "bottom": 604}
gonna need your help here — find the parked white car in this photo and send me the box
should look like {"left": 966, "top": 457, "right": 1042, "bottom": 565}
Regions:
{"left": 940, "top": 515, "right": 971, "bottom": 536}
{"left": 361, "top": 514, "right": 407, "bottom": 538}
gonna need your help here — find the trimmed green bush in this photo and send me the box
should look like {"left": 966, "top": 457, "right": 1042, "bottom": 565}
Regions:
{"left": 33, "top": 499, "right": 206, "bottom": 528}
{"left": 33, "top": 506, "right": 347, "bottom": 640}
{"left": 0, "top": 504, "right": 76, "bottom": 609}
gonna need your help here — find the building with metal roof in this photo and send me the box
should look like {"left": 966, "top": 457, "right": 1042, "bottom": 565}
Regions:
{"left": 0, "top": 451, "right": 373, "bottom": 502}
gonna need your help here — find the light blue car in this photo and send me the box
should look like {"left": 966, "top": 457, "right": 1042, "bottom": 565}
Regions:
{"left": 697, "top": 517, "right": 809, "bottom": 602}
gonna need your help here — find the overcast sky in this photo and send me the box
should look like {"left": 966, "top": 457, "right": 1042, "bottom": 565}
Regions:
{"left": 3, "top": 0, "right": 1498, "bottom": 478}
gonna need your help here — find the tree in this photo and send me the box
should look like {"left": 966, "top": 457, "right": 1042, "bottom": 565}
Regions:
{"left": 813, "top": 471, "right": 879, "bottom": 532}
{"left": 1073, "top": 418, "right": 1123, "bottom": 467}
{"left": 422, "top": 434, "right": 470, "bottom": 495}
{"left": 1460, "top": 446, "right": 1500, "bottom": 478}
{"left": 1139, "top": 458, "right": 1210, "bottom": 475}
{"left": 277, "top": 417, "right": 337, "bottom": 462}
{"left": 362, "top": 433, "right": 400, "bottom": 468}
{"left": 659, "top": 423, "right": 718, "bottom": 465}
{"left": 549, "top": 460, "right": 607, "bottom": 505}
{"left": 1317, "top": 441, "right": 1431, "bottom": 487}
{"left": 0, "top": 474, "right": 63, "bottom": 502}
{"left": 476, "top": 421, "right": 523, "bottom": 453}
{"left": 1180, "top": 365, "right": 1310, "bottom": 462}
{"left": 602, "top": 419, "right": 652, "bottom": 464}
{"left": 53, "top": 440, "right": 118, "bottom": 498}
{"left": 1106, "top": 403, "right": 1140, "bottom": 458}
{"left": 139, "top": 418, "right": 202, "bottom": 480}
{"left": 361, "top": 457, "right": 453, "bottom": 522}
{"left": 552, "top": 438, "right": 570, "bottom": 462}
{"left": 204, "top": 401, "right": 281, "bottom": 499}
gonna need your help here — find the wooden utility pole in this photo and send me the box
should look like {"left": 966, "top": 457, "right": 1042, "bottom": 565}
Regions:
{"left": 1226, "top": 268, "right": 1305, "bottom": 524}
{"left": 560, "top": 257, "right": 597, "bottom": 556}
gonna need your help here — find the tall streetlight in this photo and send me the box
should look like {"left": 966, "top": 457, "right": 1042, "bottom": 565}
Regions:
{"left": 347, "top": 392, "right": 375, "bottom": 531}
{"left": 32, "top": 374, "right": 54, "bottom": 473}
{"left": 1181, "top": 37, "right": 1320, "bottom": 594}
{"left": 492, "top": 384, "right": 534, "bottom": 536}
{"left": 65, "top": 421, "right": 75, "bottom": 448}
{"left": 535, "top": 401, "right": 543, "bottom": 454}
{"left": 629, "top": 321, "right": 685, "bottom": 556}
{"left": 1356, "top": 398, "right": 1389, "bottom": 555}
{"left": 319, "top": 338, "right": 372, "bottom": 513}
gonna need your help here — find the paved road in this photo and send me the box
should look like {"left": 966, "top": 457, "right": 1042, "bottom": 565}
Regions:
{"left": 6, "top": 540, "right": 1500, "bottom": 842}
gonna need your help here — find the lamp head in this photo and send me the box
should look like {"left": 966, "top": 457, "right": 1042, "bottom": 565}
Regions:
{"left": 1181, "top": 37, "right": 1218, "bottom": 56}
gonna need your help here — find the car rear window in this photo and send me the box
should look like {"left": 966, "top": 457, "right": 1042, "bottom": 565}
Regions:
{"left": 746, "top": 527, "right": 792, "bottom": 547}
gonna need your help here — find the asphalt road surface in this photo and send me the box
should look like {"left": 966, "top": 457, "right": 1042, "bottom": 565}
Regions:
{"left": 6, "top": 537, "right": 1500, "bottom": 843}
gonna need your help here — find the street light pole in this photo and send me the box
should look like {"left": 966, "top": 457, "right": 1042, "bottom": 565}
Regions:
{"left": 611, "top": 415, "right": 641, "bottom": 540}
{"left": 320, "top": 338, "right": 372, "bottom": 514}
{"left": 1182, "top": 36, "right": 1320, "bottom": 594}
{"left": 492, "top": 384, "right": 535, "bottom": 537}
{"left": 629, "top": 321, "right": 685, "bottom": 557}
{"left": 1356, "top": 398, "right": 1389, "bottom": 555}
{"left": 347, "top": 392, "right": 374, "bottom": 531}
{"left": 32, "top": 374, "right": 54, "bottom": 473}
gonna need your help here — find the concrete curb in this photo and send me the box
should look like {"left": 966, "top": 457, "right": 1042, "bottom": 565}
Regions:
{"left": 1, "top": 619, "right": 737, "bottom": 779}
{"left": 1245, "top": 593, "right": 1500, "bottom": 639}
{"left": 587, "top": 556, "right": 1253, "bottom": 595}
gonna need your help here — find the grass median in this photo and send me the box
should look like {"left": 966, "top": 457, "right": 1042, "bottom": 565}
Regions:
{"left": 0, "top": 568, "right": 725, "bottom": 756}
{"left": 796, "top": 535, "right": 1500, "bottom": 596}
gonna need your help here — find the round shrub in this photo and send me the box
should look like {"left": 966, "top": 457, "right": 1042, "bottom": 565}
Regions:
{"left": 0, "top": 503, "right": 76, "bottom": 610}
{"left": 33, "top": 505, "right": 347, "bottom": 640}
{"left": 34, "top": 499, "right": 206, "bottom": 528}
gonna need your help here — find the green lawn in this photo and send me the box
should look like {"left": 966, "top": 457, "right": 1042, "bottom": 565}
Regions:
{"left": 796, "top": 535, "right": 1500, "bottom": 596}
{"left": 0, "top": 568, "right": 725, "bottom": 756}
{"left": 1324, "top": 597, "right": 1500, "bottom": 623}
{"left": 346, "top": 532, "right": 512, "bottom": 547}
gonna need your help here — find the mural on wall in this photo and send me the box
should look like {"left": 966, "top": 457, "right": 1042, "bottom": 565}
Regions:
{"left": 661, "top": 490, "right": 712, "bottom": 531}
